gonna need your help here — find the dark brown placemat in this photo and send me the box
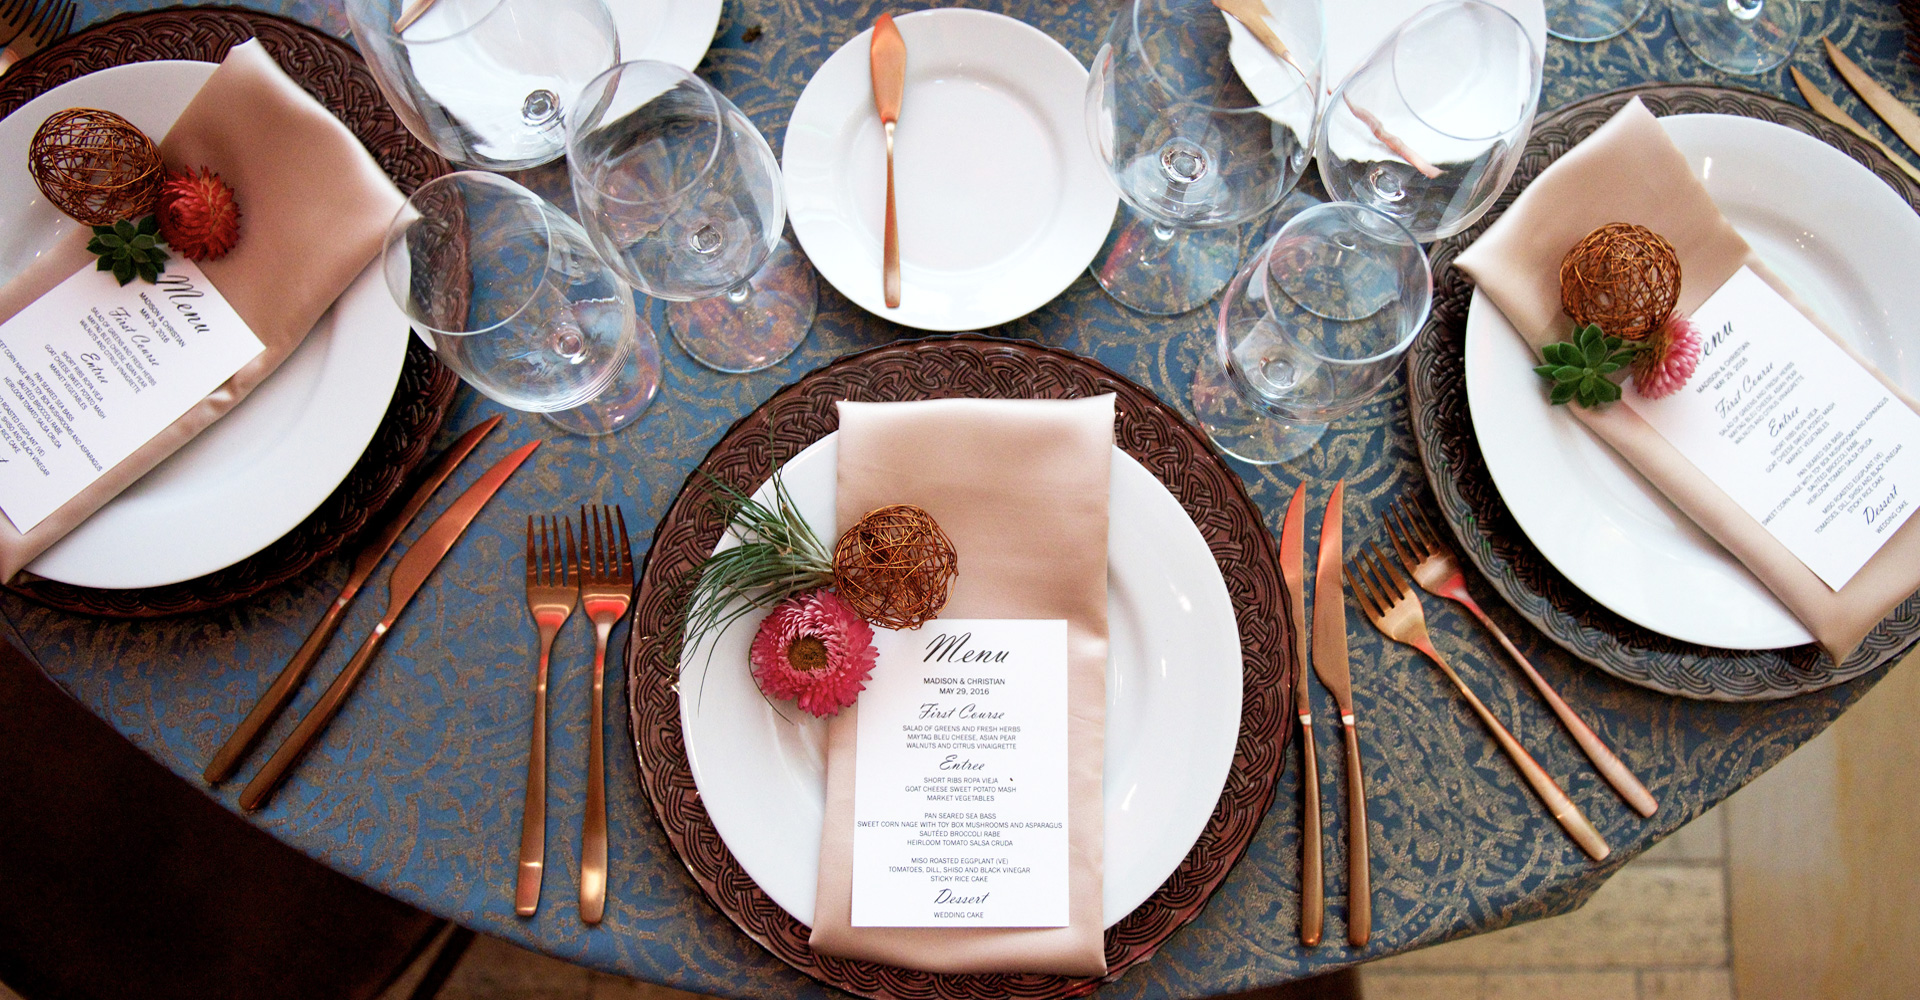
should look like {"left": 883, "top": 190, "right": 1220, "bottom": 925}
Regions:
{"left": 1406, "top": 83, "right": 1920, "bottom": 699}
{"left": 625, "top": 335, "right": 1293, "bottom": 1000}
{"left": 0, "top": 7, "right": 458, "bottom": 617}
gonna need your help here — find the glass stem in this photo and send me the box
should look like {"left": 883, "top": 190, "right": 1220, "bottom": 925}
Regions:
{"left": 725, "top": 282, "right": 752, "bottom": 304}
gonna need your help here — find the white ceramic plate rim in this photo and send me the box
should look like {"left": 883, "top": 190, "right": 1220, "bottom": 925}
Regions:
{"left": 1465, "top": 113, "right": 1920, "bottom": 648}
{"left": 612, "top": 0, "right": 723, "bottom": 72}
{"left": 679, "top": 434, "right": 1243, "bottom": 928}
{"left": 1, "top": 61, "right": 408, "bottom": 589}
{"left": 781, "top": 8, "right": 1118, "bottom": 332}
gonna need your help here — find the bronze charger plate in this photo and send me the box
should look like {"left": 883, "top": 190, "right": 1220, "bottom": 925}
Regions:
{"left": 1407, "top": 83, "right": 1920, "bottom": 700}
{"left": 626, "top": 335, "right": 1293, "bottom": 999}
{"left": 0, "top": 7, "right": 458, "bottom": 617}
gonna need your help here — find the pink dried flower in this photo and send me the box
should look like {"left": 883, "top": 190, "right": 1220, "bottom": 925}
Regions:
{"left": 749, "top": 589, "right": 879, "bottom": 717}
{"left": 1632, "top": 312, "right": 1703, "bottom": 400}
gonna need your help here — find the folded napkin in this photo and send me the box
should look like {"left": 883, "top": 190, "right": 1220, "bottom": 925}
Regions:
{"left": 1455, "top": 97, "right": 1920, "bottom": 663}
{"left": 809, "top": 395, "right": 1114, "bottom": 977}
{"left": 0, "top": 38, "right": 404, "bottom": 581}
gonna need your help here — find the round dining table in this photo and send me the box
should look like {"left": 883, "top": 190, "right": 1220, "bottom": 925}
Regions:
{"left": 5, "top": 0, "right": 1917, "bottom": 996}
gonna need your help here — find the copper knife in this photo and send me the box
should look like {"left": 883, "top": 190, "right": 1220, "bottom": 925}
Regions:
{"left": 1824, "top": 38, "right": 1920, "bottom": 161}
{"left": 1791, "top": 67, "right": 1920, "bottom": 185}
{"left": 1279, "top": 482, "right": 1324, "bottom": 947}
{"left": 239, "top": 439, "right": 542, "bottom": 811}
{"left": 871, "top": 13, "right": 906, "bottom": 308}
{"left": 206, "top": 415, "right": 504, "bottom": 785}
{"left": 1312, "top": 478, "right": 1369, "bottom": 948}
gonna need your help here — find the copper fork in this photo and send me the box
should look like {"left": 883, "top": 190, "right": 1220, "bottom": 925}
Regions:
{"left": 577, "top": 505, "right": 632, "bottom": 925}
{"left": 1348, "top": 545, "right": 1611, "bottom": 861}
{"left": 1385, "top": 501, "right": 1657, "bottom": 818}
{"left": 516, "top": 515, "right": 577, "bottom": 917}
{"left": 0, "top": 0, "right": 76, "bottom": 75}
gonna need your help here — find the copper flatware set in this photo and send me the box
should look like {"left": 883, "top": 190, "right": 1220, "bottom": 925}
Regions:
{"left": 511, "top": 504, "right": 632, "bottom": 923}
{"left": 204, "top": 419, "right": 521, "bottom": 795}
{"left": 205, "top": 416, "right": 505, "bottom": 785}
{"left": 1279, "top": 479, "right": 1370, "bottom": 948}
{"left": 204, "top": 424, "right": 633, "bottom": 922}
{"left": 1282, "top": 481, "right": 1660, "bottom": 943}
{"left": 233, "top": 438, "right": 542, "bottom": 812}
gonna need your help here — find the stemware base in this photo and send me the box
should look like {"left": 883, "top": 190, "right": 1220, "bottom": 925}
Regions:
{"left": 668, "top": 237, "right": 818, "bottom": 374}
{"left": 1090, "top": 204, "right": 1241, "bottom": 316}
{"left": 1546, "top": 0, "right": 1650, "bottom": 43}
{"left": 1190, "top": 342, "right": 1326, "bottom": 465}
{"left": 541, "top": 317, "right": 664, "bottom": 436}
{"left": 1670, "top": 0, "right": 1802, "bottom": 75}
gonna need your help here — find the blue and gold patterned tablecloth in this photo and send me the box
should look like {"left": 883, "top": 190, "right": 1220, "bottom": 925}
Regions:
{"left": 7, "top": 1, "right": 1917, "bottom": 996}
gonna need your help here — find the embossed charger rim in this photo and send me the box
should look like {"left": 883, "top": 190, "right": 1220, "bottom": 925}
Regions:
{"left": 626, "top": 334, "right": 1293, "bottom": 999}
{"left": 1407, "top": 83, "right": 1920, "bottom": 700}
{"left": 0, "top": 7, "right": 457, "bottom": 616}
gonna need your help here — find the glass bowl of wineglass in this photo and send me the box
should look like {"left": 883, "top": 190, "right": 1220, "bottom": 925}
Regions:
{"left": 346, "top": 0, "right": 620, "bottom": 171}
{"left": 1084, "top": 0, "right": 1321, "bottom": 316}
{"left": 567, "top": 61, "right": 817, "bottom": 374}
{"left": 383, "top": 171, "right": 660, "bottom": 436}
{"left": 1191, "top": 201, "right": 1432, "bottom": 464}
{"left": 1316, "top": 0, "right": 1540, "bottom": 244}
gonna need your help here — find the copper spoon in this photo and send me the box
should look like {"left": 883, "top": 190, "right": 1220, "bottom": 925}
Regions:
{"left": 870, "top": 13, "right": 906, "bottom": 308}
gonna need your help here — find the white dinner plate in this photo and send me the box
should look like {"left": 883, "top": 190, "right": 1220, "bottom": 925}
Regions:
{"left": 782, "top": 9, "right": 1119, "bottom": 332}
{"left": 0, "top": 62, "right": 408, "bottom": 589}
{"left": 1466, "top": 114, "right": 1920, "bottom": 649}
{"left": 612, "top": 0, "right": 723, "bottom": 71}
{"left": 679, "top": 435, "right": 1243, "bottom": 928}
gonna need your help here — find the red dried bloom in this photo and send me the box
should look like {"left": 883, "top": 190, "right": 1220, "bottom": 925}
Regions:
{"left": 157, "top": 167, "right": 241, "bottom": 261}
{"left": 750, "top": 589, "right": 879, "bottom": 717}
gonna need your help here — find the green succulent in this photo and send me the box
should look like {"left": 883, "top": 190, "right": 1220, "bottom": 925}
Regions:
{"left": 1535, "top": 323, "right": 1641, "bottom": 408}
{"left": 86, "top": 216, "right": 169, "bottom": 286}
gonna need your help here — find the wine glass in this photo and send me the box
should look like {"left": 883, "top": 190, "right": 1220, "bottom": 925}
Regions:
{"left": 1316, "top": 0, "right": 1540, "bottom": 243}
{"left": 566, "top": 61, "right": 817, "bottom": 374}
{"left": 1190, "top": 201, "right": 1431, "bottom": 464}
{"left": 1547, "top": 0, "right": 1651, "bottom": 43}
{"left": 1669, "top": 0, "right": 1803, "bottom": 75}
{"left": 346, "top": 0, "right": 620, "bottom": 171}
{"left": 1084, "top": 0, "right": 1321, "bottom": 316}
{"left": 383, "top": 171, "right": 660, "bottom": 436}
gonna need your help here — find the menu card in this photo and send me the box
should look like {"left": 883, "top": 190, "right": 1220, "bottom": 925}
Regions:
{"left": 0, "top": 262, "right": 264, "bottom": 534}
{"left": 850, "top": 619, "right": 1071, "bottom": 928}
{"left": 1623, "top": 266, "right": 1920, "bottom": 590}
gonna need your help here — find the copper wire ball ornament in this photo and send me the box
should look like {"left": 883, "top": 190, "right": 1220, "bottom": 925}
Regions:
{"left": 1558, "top": 222, "right": 1681, "bottom": 341}
{"left": 28, "top": 109, "right": 167, "bottom": 226}
{"left": 831, "top": 504, "right": 959, "bottom": 630}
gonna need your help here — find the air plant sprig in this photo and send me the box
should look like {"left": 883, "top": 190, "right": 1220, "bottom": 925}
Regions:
{"left": 679, "top": 470, "right": 835, "bottom": 699}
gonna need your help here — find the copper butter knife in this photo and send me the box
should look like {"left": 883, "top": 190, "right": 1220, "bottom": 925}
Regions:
{"left": 1824, "top": 37, "right": 1920, "bottom": 160}
{"left": 1312, "top": 478, "right": 1369, "bottom": 948}
{"left": 1279, "top": 482, "right": 1324, "bottom": 947}
{"left": 206, "top": 415, "right": 504, "bottom": 785}
{"left": 1792, "top": 67, "right": 1920, "bottom": 185}
{"left": 871, "top": 13, "right": 906, "bottom": 308}
{"left": 239, "top": 439, "right": 542, "bottom": 811}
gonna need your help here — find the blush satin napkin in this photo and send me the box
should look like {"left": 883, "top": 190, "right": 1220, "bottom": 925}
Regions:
{"left": 0, "top": 39, "right": 405, "bottom": 581}
{"left": 809, "top": 396, "right": 1114, "bottom": 977}
{"left": 1455, "top": 97, "right": 1920, "bottom": 664}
